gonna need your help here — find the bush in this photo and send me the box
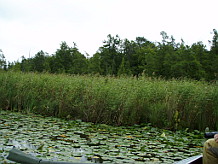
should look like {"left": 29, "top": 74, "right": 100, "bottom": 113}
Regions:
{"left": 0, "top": 72, "right": 217, "bottom": 130}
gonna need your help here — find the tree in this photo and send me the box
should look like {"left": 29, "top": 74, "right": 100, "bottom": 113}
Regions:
{"left": 0, "top": 49, "right": 6, "bottom": 70}
{"left": 68, "top": 51, "right": 88, "bottom": 74}
{"left": 121, "top": 39, "right": 137, "bottom": 76}
{"left": 117, "top": 57, "right": 132, "bottom": 76}
{"left": 121, "top": 37, "right": 156, "bottom": 76}
{"left": 7, "top": 61, "right": 21, "bottom": 72}
{"left": 134, "top": 37, "right": 156, "bottom": 76}
{"left": 88, "top": 53, "right": 102, "bottom": 74}
{"left": 4, "top": 30, "right": 217, "bottom": 81}
{"left": 52, "top": 42, "right": 88, "bottom": 74}
{"left": 157, "top": 31, "right": 176, "bottom": 78}
{"left": 209, "top": 29, "right": 218, "bottom": 80}
{"left": 191, "top": 42, "right": 207, "bottom": 79}
{"left": 97, "top": 34, "right": 123, "bottom": 75}
{"left": 172, "top": 44, "right": 204, "bottom": 79}
{"left": 143, "top": 44, "right": 159, "bottom": 76}
{"left": 32, "top": 51, "right": 49, "bottom": 72}
{"left": 20, "top": 56, "right": 33, "bottom": 72}
{"left": 156, "top": 32, "right": 205, "bottom": 79}
{"left": 54, "top": 42, "right": 73, "bottom": 73}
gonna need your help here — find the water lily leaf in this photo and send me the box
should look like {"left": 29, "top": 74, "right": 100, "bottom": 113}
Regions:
{"left": 0, "top": 110, "right": 204, "bottom": 163}
{"left": 161, "top": 132, "right": 166, "bottom": 138}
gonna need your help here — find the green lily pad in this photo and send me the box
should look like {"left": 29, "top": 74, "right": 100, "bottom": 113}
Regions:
{"left": 0, "top": 110, "right": 204, "bottom": 163}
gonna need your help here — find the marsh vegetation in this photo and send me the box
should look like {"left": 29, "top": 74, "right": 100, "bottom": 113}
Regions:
{"left": 0, "top": 72, "right": 217, "bottom": 130}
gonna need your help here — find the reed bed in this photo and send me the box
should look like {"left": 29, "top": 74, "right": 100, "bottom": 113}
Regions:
{"left": 0, "top": 71, "right": 217, "bottom": 130}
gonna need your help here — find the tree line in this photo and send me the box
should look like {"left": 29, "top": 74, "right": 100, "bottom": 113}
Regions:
{"left": 2, "top": 29, "right": 218, "bottom": 81}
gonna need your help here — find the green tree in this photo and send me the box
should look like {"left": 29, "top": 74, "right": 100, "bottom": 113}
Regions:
{"left": 32, "top": 51, "right": 50, "bottom": 72}
{"left": 54, "top": 42, "right": 73, "bottom": 73}
{"left": 157, "top": 31, "right": 176, "bottom": 78}
{"left": 143, "top": 44, "right": 159, "bottom": 76}
{"left": 20, "top": 56, "right": 33, "bottom": 72}
{"left": 117, "top": 57, "right": 132, "bottom": 76}
{"left": 7, "top": 61, "right": 21, "bottom": 72}
{"left": 0, "top": 49, "right": 6, "bottom": 70}
{"left": 172, "top": 43, "right": 204, "bottom": 79}
{"left": 52, "top": 42, "right": 88, "bottom": 74}
{"left": 208, "top": 29, "right": 218, "bottom": 80}
{"left": 135, "top": 37, "right": 157, "bottom": 76}
{"left": 121, "top": 37, "right": 156, "bottom": 76}
{"left": 155, "top": 32, "right": 205, "bottom": 80}
{"left": 190, "top": 42, "right": 207, "bottom": 79}
{"left": 121, "top": 39, "right": 137, "bottom": 75}
{"left": 68, "top": 51, "right": 88, "bottom": 74}
{"left": 88, "top": 52, "right": 102, "bottom": 74}
{"left": 97, "top": 34, "right": 122, "bottom": 75}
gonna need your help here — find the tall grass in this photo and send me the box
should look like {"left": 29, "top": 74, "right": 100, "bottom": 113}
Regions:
{"left": 0, "top": 71, "right": 217, "bottom": 130}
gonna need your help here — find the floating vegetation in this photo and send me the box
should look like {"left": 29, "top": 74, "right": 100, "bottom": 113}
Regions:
{"left": 0, "top": 110, "right": 205, "bottom": 163}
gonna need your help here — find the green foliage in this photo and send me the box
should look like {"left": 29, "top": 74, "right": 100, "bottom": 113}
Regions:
{"left": 96, "top": 34, "right": 122, "bottom": 75}
{"left": 32, "top": 51, "right": 49, "bottom": 72}
{"left": 52, "top": 42, "right": 88, "bottom": 74}
{"left": 0, "top": 49, "right": 6, "bottom": 70}
{"left": 117, "top": 57, "right": 132, "bottom": 76}
{"left": 0, "top": 72, "right": 217, "bottom": 131}
{"left": 6, "top": 29, "right": 218, "bottom": 81}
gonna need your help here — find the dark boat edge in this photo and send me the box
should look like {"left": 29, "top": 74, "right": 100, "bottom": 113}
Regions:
{"left": 7, "top": 148, "right": 203, "bottom": 164}
{"left": 7, "top": 148, "right": 94, "bottom": 164}
{"left": 174, "top": 154, "right": 202, "bottom": 164}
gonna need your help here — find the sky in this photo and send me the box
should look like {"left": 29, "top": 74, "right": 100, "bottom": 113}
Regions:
{"left": 0, "top": 0, "right": 218, "bottom": 62}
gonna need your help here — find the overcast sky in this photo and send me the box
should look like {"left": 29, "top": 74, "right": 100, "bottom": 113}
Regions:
{"left": 0, "top": 0, "right": 218, "bottom": 62}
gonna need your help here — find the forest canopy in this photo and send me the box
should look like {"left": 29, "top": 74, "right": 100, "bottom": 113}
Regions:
{"left": 2, "top": 30, "right": 218, "bottom": 81}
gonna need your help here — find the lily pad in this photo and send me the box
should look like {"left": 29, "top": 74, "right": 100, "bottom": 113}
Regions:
{"left": 0, "top": 110, "right": 204, "bottom": 163}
